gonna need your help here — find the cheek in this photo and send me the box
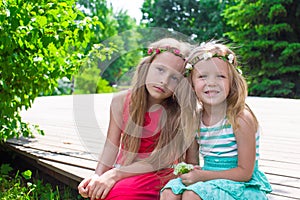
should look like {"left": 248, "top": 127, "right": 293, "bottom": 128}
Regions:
{"left": 223, "top": 80, "right": 230, "bottom": 93}
{"left": 193, "top": 82, "right": 203, "bottom": 95}
{"left": 145, "top": 70, "right": 158, "bottom": 84}
{"left": 193, "top": 80, "right": 204, "bottom": 89}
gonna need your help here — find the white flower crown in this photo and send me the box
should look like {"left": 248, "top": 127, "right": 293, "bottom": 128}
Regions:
{"left": 184, "top": 52, "right": 237, "bottom": 76}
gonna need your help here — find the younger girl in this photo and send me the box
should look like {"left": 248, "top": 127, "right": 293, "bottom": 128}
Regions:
{"left": 78, "top": 38, "right": 199, "bottom": 200}
{"left": 161, "top": 41, "right": 272, "bottom": 200}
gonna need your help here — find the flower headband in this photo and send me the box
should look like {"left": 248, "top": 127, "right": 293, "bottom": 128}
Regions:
{"left": 184, "top": 52, "right": 237, "bottom": 76}
{"left": 147, "top": 46, "right": 186, "bottom": 61}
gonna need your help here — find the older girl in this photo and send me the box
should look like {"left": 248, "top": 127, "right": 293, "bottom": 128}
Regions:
{"left": 78, "top": 38, "right": 199, "bottom": 200}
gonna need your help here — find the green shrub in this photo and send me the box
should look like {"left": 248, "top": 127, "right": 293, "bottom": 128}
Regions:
{"left": 0, "top": 163, "right": 82, "bottom": 200}
{"left": 0, "top": 0, "right": 100, "bottom": 140}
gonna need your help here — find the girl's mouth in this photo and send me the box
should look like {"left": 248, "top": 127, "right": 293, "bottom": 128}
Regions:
{"left": 205, "top": 90, "right": 219, "bottom": 96}
{"left": 154, "top": 86, "right": 165, "bottom": 93}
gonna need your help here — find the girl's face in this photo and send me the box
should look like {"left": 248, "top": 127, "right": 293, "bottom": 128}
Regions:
{"left": 145, "top": 52, "right": 184, "bottom": 106}
{"left": 192, "top": 57, "right": 230, "bottom": 107}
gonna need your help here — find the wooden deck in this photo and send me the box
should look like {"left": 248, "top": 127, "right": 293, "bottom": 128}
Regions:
{"left": 5, "top": 94, "right": 300, "bottom": 199}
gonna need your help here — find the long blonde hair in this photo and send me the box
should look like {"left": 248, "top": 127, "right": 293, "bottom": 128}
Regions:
{"left": 188, "top": 41, "right": 258, "bottom": 131}
{"left": 121, "top": 38, "right": 199, "bottom": 168}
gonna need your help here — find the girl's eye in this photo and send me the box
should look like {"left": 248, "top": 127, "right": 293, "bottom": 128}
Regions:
{"left": 198, "top": 75, "right": 207, "bottom": 79}
{"left": 217, "top": 75, "right": 226, "bottom": 78}
{"left": 171, "top": 75, "right": 180, "bottom": 82}
{"left": 157, "top": 67, "right": 164, "bottom": 72}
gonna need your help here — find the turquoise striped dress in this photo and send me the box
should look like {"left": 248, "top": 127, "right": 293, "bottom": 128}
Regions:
{"left": 162, "top": 118, "right": 272, "bottom": 200}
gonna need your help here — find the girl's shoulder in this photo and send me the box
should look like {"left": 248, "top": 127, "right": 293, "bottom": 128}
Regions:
{"left": 236, "top": 108, "right": 258, "bottom": 134}
{"left": 112, "top": 90, "right": 129, "bottom": 101}
{"left": 110, "top": 90, "right": 131, "bottom": 111}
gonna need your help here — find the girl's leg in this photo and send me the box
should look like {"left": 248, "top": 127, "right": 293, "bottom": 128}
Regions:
{"left": 182, "top": 190, "right": 202, "bottom": 200}
{"left": 160, "top": 189, "right": 182, "bottom": 200}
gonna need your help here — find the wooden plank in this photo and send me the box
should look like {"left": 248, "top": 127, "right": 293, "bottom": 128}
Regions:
{"left": 259, "top": 160, "right": 300, "bottom": 178}
{"left": 5, "top": 94, "right": 300, "bottom": 199}
{"left": 260, "top": 154, "right": 300, "bottom": 166}
{"left": 6, "top": 130, "right": 106, "bottom": 160}
{"left": 5, "top": 144, "right": 92, "bottom": 189}
{"left": 8, "top": 144, "right": 98, "bottom": 170}
{"left": 38, "top": 158, "right": 94, "bottom": 182}
{"left": 266, "top": 174, "right": 300, "bottom": 189}
{"left": 268, "top": 184, "right": 300, "bottom": 199}
{"left": 268, "top": 194, "right": 300, "bottom": 200}
{"left": 6, "top": 138, "right": 99, "bottom": 159}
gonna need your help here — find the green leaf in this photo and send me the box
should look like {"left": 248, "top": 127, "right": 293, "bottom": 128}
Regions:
{"left": 1, "top": 164, "right": 13, "bottom": 175}
{"left": 22, "top": 170, "right": 32, "bottom": 180}
{"left": 36, "top": 16, "right": 47, "bottom": 27}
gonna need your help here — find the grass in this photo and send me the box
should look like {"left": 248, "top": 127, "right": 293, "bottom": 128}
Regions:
{"left": 0, "top": 146, "right": 85, "bottom": 200}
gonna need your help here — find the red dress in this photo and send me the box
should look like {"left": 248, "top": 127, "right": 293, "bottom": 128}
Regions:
{"left": 103, "top": 93, "right": 174, "bottom": 200}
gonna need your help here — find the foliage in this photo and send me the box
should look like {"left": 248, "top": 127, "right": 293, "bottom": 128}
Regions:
{"left": 224, "top": 0, "right": 300, "bottom": 98}
{"left": 101, "top": 10, "right": 142, "bottom": 86}
{"left": 0, "top": 163, "right": 82, "bottom": 200}
{"left": 53, "top": 77, "right": 73, "bottom": 95}
{"left": 76, "top": 0, "right": 142, "bottom": 88}
{"left": 74, "top": 42, "right": 117, "bottom": 94}
{"left": 141, "top": 0, "right": 234, "bottom": 43}
{"left": 77, "top": 0, "right": 118, "bottom": 43}
{"left": 74, "top": 60, "right": 114, "bottom": 94}
{"left": 0, "top": 0, "right": 100, "bottom": 141}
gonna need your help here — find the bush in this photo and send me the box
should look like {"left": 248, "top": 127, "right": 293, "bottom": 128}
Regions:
{"left": 0, "top": 0, "right": 99, "bottom": 140}
{"left": 0, "top": 163, "right": 82, "bottom": 200}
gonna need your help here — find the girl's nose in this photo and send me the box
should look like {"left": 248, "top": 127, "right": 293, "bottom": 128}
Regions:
{"left": 207, "top": 77, "right": 217, "bottom": 86}
{"left": 160, "top": 75, "right": 169, "bottom": 85}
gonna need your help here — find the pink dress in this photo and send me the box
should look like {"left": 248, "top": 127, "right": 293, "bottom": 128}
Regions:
{"left": 103, "top": 93, "right": 174, "bottom": 200}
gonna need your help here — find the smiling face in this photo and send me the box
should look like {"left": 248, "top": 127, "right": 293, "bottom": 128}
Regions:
{"left": 192, "top": 57, "right": 230, "bottom": 108}
{"left": 145, "top": 52, "right": 185, "bottom": 106}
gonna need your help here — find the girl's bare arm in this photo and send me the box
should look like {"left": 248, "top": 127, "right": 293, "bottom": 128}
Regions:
{"left": 94, "top": 91, "right": 126, "bottom": 175}
{"left": 185, "top": 139, "right": 199, "bottom": 165}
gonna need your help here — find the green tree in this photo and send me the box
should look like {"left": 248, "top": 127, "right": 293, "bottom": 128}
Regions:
{"left": 102, "top": 10, "right": 142, "bottom": 86}
{"left": 74, "top": 42, "right": 117, "bottom": 93}
{"left": 73, "top": 0, "right": 118, "bottom": 93}
{"left": 75, "top": 0, "right": 141, "bottom": 88}
{"left": 224, "top": 0, "right": 300, "bottom": 98}
{"left": 76, "top": 0, "right": 118, "bottom": 45}
{"left": 141, "top": 0, "right": 233, "bottom": 43}
{"left": 0, "top": 0, "right": 99, "bottom": 140}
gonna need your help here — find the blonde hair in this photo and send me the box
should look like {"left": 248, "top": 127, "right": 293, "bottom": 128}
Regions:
{"left": 188, "top": 41, "right": 258, "bottom": 131}
{"left": 121, "top": 38, "right": 199, "bottom": 168}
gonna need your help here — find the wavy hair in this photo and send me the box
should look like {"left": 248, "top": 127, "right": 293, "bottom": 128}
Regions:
{"left": 120, "top": 38, "right": 199, "bottom": 168}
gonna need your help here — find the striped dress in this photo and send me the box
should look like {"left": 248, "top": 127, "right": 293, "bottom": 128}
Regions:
{"left": 199, "top": 117, "right": 260, "bottom": 159}
{"left": 162, "top": 117, "right": 272, "bottom": 200}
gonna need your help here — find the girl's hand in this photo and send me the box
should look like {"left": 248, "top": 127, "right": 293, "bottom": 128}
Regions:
{"left": 180, "top": 165, "right": 202, "bottom": 186}
{"left": 78, "top": 177, "right": 91, "bottom": 198}
{"left": 85, "top": 169, "right": 119, "bottom": 200}
{"left": 173, "top": 162, "right": 194, "bottom": 175}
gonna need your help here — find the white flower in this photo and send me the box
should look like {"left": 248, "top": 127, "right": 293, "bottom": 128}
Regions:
{"left": 228, "top": 54, "right": 234, "bottom": 64}
{"left": 185, "top": 63, "right": 193, "bottom": 70}
{"left": 200, "top": 42, "right": 205, "bottom": 47}
{"left": 237, "top": 67, "right": 243, "bottom": 74}
{"left": 203, "top": 52, "right": 213, "bottom": 60}
{"left": 173, "top": 162, "right": 194, "bottom": 175}
{"left": 33, "top": 56, "right": 43, "bottom": 62}
{"left": 6, "top": 9, "right": 10, "bottom": 17}
{"left": 77, "top": 53, "right": 83, "bottom": 59}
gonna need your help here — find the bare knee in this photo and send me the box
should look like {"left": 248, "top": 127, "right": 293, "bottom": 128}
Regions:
{"left": 160, "top": 189, "right": 181, "bottom": 200}
{"left": 182, "top": 190, "right": 202, "bottom": 200}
